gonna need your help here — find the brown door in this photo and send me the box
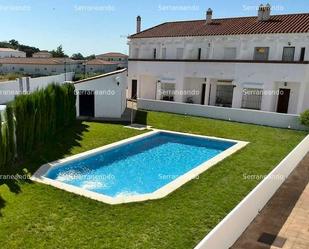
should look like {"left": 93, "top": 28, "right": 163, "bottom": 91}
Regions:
{"left": 201, "top": 83, "right": 206, "bottom": 105}
{"left": 277, "top": 89, "right": 290, "bottom": 113}
{"left": 131, "top": 80, "right": 137, "bottom": 99}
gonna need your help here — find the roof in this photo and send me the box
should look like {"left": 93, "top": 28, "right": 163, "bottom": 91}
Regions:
{"left": 85, "top": 59, "right": 119, "bottom": 65}
{"left": 96, "top": 52, "right": 128, "bottom": 58}
{"left": 33, "top": 51, "right": 51, "bottom": 55}
{"left": 0, "top": 48, "right": 23, "bottom": 52}
{"left": 74, "top": 68, "right": 127, "bottom": 84}
{"left": 129, "top": 13, "right": 309, "bottom": 39}
{"left": 0, "top": 57, "right": 78, "bottom": 65}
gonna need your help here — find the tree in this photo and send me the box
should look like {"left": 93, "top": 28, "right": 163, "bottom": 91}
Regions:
{"left": 71, "top": 53, "right": 85, "bottom": 60}
{"left": 50, "top": 45, "right": 68, "bottom": 58}
{"left": 85, "top": 54, "right": 96, "bottom": 60}
{"left": 0, "top": 40, "right": 39, "bottom": 57}
{"left": 9, "top": 39, "right": 19, "bottom": 48}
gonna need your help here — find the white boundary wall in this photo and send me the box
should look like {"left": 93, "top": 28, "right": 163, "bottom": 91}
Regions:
{"left": 0, "top": 72, "right": 74, "bottom": 104}
{"left": 194, "top": 134, "right": 309, "bottom": 249}
{"left": 137, "top": 99, "right": 307, "bottom": 130}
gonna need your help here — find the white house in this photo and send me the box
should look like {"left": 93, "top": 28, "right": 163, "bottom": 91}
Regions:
{"left": 74, "top": 69, "right": 127, "bottom": 118}
{"left": 0, "top": 57, "right": 80, "bottom": 76}
{"left": 32, "top": 51, "right": 52, "bottom": 58}
{"left": 84, "top": 59, "right": 119, "bottom": 74}
{"left": 0, "top": 48, "right": 26, "bottom": 58}
{"left": 127, "top": 6, "right": 309, "bottom": 114}
{"left": 96, "top": 52, "right": 128, "bottom": 68}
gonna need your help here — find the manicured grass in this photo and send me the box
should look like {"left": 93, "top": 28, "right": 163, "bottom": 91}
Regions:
{"left": 0, "top": 113, "right": 306, "bottom": 249}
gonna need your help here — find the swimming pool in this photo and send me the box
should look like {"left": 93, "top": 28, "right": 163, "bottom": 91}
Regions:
{"left": 32, "top": 130, "right": 248, "bottom": 204}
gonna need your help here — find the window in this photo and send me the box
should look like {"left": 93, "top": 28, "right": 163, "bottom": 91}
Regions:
{"left": 224, "top": 47, "right": 237, "bottom": 60}
{"left": 198, "top": 48, "right": 202, "bottom": 60}
{"left": 19, "top": 68, "right": 24, "bottom": 72}
{"left": 282, "top": 47, "right": 295, "bottom": 61}
{"left": 160, "top": 83, "right": 175, "bottom": 101}
{"left": 241, "top": 88, "right": 263, "bottom": 110}
{"left": 254, "top": 47, "right": 269, "bottom": 61}
{"left": 215, "top": 85, "right": 234, "bottom": 107}
{"left": 176, "top": 48, "right": 184, "bottom": 60}
{"left": 162, "top": 48, "right": 166, "bottom": 59}
{"left": 153, "top": 48, "right": 157, "bottom": 59}
{"left": 300, "top": 47, "right": 306, "bottom": 62}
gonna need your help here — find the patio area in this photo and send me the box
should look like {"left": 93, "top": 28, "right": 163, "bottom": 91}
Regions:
{"left": 232, "top": 153, "right": 309, "bottom": 249}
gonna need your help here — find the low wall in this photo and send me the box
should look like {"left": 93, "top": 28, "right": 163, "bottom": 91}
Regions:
{"left": 194, "top": 134, "right": 309, "bottom": 249}
{"left": 137, "top": 99, "right": 307, "bottom": 130}
{"left": 0, "top": 72, "right": 74, "bottom": 104}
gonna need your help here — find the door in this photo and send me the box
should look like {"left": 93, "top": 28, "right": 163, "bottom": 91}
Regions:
{"left": 201, "top": 83, "right": 206, "bottom": 105}
{"left": 276, "top": 89, "right": 290, "bottom": 113}
{"left": 131, "top": 80, "right": 137, "bottom": 99}
{"left": 300, "top": 47, "right": 305, "bottom": 62}
{"left": 79, "top": 90, "right": 95, "bottom": 117}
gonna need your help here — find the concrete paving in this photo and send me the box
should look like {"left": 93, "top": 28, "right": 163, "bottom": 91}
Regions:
{"left": 232, "top": 153, "right": 309, "bottom": 249}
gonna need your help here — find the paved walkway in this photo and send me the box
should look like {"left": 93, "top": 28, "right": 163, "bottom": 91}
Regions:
{"left": 232, "top": 153, "right": 309, "bottom": 249}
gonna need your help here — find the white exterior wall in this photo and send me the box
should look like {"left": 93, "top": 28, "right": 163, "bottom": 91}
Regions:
{"left": 0, "top": 72, "right": 74, "bottom": 104}
{"left": 85, "top": 64, "right": 118, "bottom": 74}
{"left": 0, "top": 50, "right": 26, "bottom": 58}
{"left": 0, "top": 63, "right": 79, "bottom": 76}
{"left": 129, "top": 33, "right": 309, "bottom": 61}
{"left": 128, "top": 33, "right": 309, "bottom": 114}
{"left": 75, "top": 70, "right": 127, "bottom": 118}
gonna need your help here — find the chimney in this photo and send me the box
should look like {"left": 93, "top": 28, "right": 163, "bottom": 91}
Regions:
{"left": 136, "top": 16, "right": 141, "bottom": 33}
{"left": 258, "top": 4, "right": 271, "bottom": 21}
{"left": 206, "top": 8, "right": 213, "bottom": 23}
{"left": 264, "top": 3, "right": 271, "bottom": 21}
{"left": 258, "top": 4, "right": 264, "bottom": 21}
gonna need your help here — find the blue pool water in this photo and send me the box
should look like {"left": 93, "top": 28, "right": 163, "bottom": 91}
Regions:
{"left": 45, "top": 132, "right": 235, "bottom": 197}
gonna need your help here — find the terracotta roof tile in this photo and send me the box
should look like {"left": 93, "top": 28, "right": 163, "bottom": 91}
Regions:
{"left": 85, "top": 59, "right": 119, "bottom": 65}
{"left": 0, "top": 57, "right": 77, "bottom": 65}
{"left": 96, "top": 52, "right": 128, "bottom": 58}
{"left": 129, "top": 13, "right": 309, "bottom": 39}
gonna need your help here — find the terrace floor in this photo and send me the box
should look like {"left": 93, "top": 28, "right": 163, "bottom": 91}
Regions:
{"left": 232, "top": 153, "right": 309, "bottom": 249}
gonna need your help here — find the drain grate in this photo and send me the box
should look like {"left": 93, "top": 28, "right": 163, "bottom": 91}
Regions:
{"left": 258, "top": 232, "right": 287, "bottom": 248}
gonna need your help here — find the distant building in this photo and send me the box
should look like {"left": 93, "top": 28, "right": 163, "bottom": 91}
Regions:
{"left": 0, "top": 57, "right": 80, "bottom": 76}
{"left": 84, "top": 59, "right": 119, "bottom": 74}
{"left": 96, "top": 52, "right": 128, "bottom": 68}
{"left": 0, "top": 48, "right": 26, "bottom": 58}
{"left": 32, "top": 51, "right": 52, "bottom": 58}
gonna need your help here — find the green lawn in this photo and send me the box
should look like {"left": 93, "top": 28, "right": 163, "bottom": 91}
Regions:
{"left": 0, "top": 112, "right": 306, "bottom": 249}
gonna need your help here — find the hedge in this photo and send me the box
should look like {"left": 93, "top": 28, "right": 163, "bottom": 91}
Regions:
{"left": 0, "top": 83, "right": 76, "bottom": 172}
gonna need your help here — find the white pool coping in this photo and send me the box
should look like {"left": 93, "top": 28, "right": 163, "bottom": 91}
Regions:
{"left": 31, "top": 129, "right": 249, "bottom": 205}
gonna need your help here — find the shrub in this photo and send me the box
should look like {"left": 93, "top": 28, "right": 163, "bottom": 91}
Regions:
{"left": 0, "top": 83, "right": 76, "bottom": 171}
{"left": 300, "top": 110, "right": 309, "bottom": 127}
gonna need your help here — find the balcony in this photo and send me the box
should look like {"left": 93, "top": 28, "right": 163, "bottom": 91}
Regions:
{"left": 128, "top": 58, "right": 309, "bottom": 64}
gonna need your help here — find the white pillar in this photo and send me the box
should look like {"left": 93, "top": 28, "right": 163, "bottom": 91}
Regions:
{"left": 204, "top": 78, "right": 211, "bottom": 105}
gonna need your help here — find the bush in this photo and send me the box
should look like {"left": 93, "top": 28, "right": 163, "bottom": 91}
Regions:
{"left": 300, "top": 110, "right": 309, "bottom": 127}
{"left": 0, "top": 83, "right": 76, "bottom": 171}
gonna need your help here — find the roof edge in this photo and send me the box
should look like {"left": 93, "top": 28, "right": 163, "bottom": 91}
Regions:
{"left": 73, "top": 68, "right": 127, "bottom": 84}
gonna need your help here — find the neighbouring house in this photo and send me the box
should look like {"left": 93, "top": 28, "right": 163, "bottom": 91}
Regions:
{"left": 84, "top": 59, "right": 119, "bottom": 74}
{"left": 0, "top": 48, "right": 26, "bottom": 58}
{"left": 74, "top": 68, "right": 127, "bottom": 118}
{"left": 0, "top": 57, "right": 81, "bottom": 76}
{"left": 32, "top": 51, "right": 52, "bottom": 58}
{"left": 127, "top": 5, "right": 309, "bottom": 114}
{"left": 96, "top": 52, "right": 128, "bottom": 68}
